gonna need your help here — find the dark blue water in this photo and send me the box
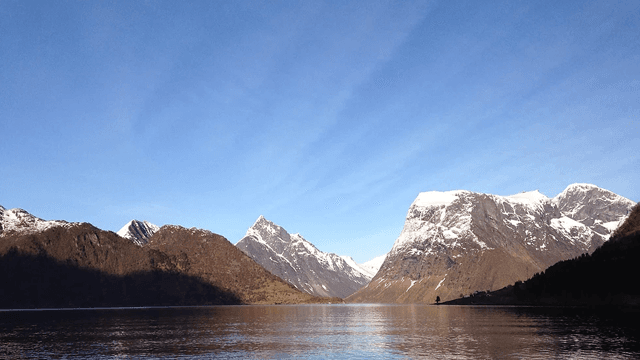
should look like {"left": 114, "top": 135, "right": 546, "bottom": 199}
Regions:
{"left": 1, "top": 304, "right": 639, "bottom": 359}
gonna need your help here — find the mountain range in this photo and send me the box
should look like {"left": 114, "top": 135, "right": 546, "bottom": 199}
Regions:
{"left": 0, "top": 207, "right": 336, "bottom": 308}
{"left": 0, "top": 183, "right": 635, "bottom": 307}
{"left": 347, "top": 183, "right": 635, "bottom": 303}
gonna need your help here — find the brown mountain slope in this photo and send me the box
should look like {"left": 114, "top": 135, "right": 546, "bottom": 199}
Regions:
{"left": 445, "top": 203, "right": 640, "bottom": 307}
{"left": 611, "top": 203, "right": 640, "bottom": 240}
{"left": 0, "top": 223, "right": 150, "bottom": 274}
{"left": 0, "top": 223, "right": 334, "bottom": 308}
{"left": 146, "top": 225, "right": 335, "bottom": 304}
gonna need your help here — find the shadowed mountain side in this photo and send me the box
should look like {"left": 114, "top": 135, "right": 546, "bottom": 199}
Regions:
{"left": 444, "top": 203, "right": 640, "bottom": 307}
{"left": 611, "top": 204, "right": 640, "bottom": 240}
{"left": 0, "top": 223, "right": 338, "bottom": 307}
{"left": 0, "top": 223, "right": 152, "bottom": 275}
{"left": 145, "top": 226, "right": 340, "bottom": 304}
{"left": 0, "top": 249, "right": 240, "bottom": 308}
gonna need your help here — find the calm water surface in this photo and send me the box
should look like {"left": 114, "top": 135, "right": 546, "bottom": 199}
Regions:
{"left": 1, "top": 304, "right": 639, "bottom": 359}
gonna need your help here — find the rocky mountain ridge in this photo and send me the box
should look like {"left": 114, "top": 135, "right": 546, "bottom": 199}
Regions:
{"left": 0, "top": 205, "right": 75, "bottom": 237}
{"left": 348, "top": 183, "right": 635, "bottom": 304}
{"left": 2, "top": 182, "right": 633, "bottom": 306}
{"left": 236, "top": 216, "right": 373, "bottom": 298}
{"left": 0, "top": 206, "right": 335, "bottom": 308}
{"left": 445, "top": 202, "right": 640, "bottom": 307}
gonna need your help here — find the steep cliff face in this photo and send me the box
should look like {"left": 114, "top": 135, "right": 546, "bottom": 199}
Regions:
{"left": 446, "top": 203, "right": 640, "bottom": 306}
{"left": 236, "top": 216, "right": 372, "bottom": 298}
{"left": 347, "top": 184, "right": 635, "bottom": 304}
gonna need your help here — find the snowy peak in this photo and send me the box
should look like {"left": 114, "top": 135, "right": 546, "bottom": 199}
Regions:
{"left": 553, "top": 183, "right": 634, "bottom": 223}
{"left": 236, "top": 216, "right": 374, "bottom": 298}
{"left": 394, "top": 184, "right": 634, "bottom": 256}
{"left": 553, "top": 183, "right": 628, "bottom": 205}
{"left": 0, "top": 205, "right": 70, "bottom": 237}
{"left": 413, "top": 190, "right": 470, "bottom": 208}
{"left": 358, "top": 254, "right": 387, "bottom": 278}
{"left": 505, "top": 190, "right": 549, "bottom": 205}
{"left": 241, "top": 215, "right": 295, "bottom": 252}
{"left": 349, "top": 184, "right": 635, "bottom": 304}
{"left": 412, "top": 189, "right": 549, "bottom": 214}
{"left": 117, "top": 220, "right": 159, "bottom": 246}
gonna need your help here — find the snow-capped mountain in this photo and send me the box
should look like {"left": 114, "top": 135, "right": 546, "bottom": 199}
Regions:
{"left": 348, "top": 183, "right": 635, "bottom": 304}
{"left": 236, "top": 216, "right": 373, "bottom": 298}
{"left": 358, "top": 254, "right": 386, "bottom": 278}
{"left": 0, "top": 205, "right": 71, "bottom": 237}
{"left": 117, "top": 220, "right": 160, "bottom": 245}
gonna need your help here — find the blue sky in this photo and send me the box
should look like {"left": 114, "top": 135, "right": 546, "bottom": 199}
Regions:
{"left": 1, "top": 0, "right": 638, "bottom": 263}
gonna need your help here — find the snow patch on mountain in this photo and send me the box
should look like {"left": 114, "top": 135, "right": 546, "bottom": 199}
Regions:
{"left": 117, "top": 220, "right": 160, "bottom": 246}
{"left": 349, "top": 183, "right": 635, "bottom": 304}
{"left": 391, "top": 184, "right": 635, "bottom": 257}
{"left": 414, "top": 190, "right": 470, "bottom": 207}
{"left": 505, "top": 190, "right": 549, "bottom": 206}
{"left": 358, "top": 254, "right": 387, "bottom": 278}
{"left": 0, "top": 205, "right": 72, "bottom": 237}
{"left": 236, "top": 216, "right": 374, "bottom": 298}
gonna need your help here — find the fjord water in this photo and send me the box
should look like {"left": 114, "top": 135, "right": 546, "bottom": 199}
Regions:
{"left": 1, "top": 305, "right": 639, "bottom": 359}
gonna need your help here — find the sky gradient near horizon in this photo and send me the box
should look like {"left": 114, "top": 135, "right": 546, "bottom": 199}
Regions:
{"left": 1, "top": 0, "right": 639, "bottom": 263}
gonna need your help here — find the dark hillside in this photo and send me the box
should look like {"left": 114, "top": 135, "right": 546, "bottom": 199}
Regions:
{"left": 145, "top": 226, "right": 338, "bottom": 304}
{"left": 0, "top": 223, "right": 337, "bottom": 308}
{"left": 0, "top": 223, "right": 150, "bottom": 274}
{"left": 0, "top": 249, "right": 239, "bottom": 308}
{"left": 611, "top": 203, "right": 640, "bottom": 240}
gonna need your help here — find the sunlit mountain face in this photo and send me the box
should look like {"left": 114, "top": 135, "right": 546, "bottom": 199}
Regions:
{"left": 348, "top": 184, "right": 635, "bottom": 303}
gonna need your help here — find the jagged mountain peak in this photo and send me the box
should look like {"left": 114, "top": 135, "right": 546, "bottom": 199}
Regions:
{"left": 117, "top": 219, "right": 159, "bottom": 246}
{"left": 237, "top": 216, "right": 374, "bottom": 298}
{"left": 242, "top": 217, "right": 325, "bottom": 258}
{"left": 252, "top": 215, "right": 281, "bottom": 230}
{"left": 253, "top": 214, "right": 268, "bottom": 225}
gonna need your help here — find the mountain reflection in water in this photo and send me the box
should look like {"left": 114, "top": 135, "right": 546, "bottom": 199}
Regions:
{"left": 1, "top": 304, "right": 638, "bottom": 359}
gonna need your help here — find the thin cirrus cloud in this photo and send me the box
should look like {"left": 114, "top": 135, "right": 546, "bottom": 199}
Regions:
{"left": 0, "top": 1, "right": 638, "bottom": 263}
